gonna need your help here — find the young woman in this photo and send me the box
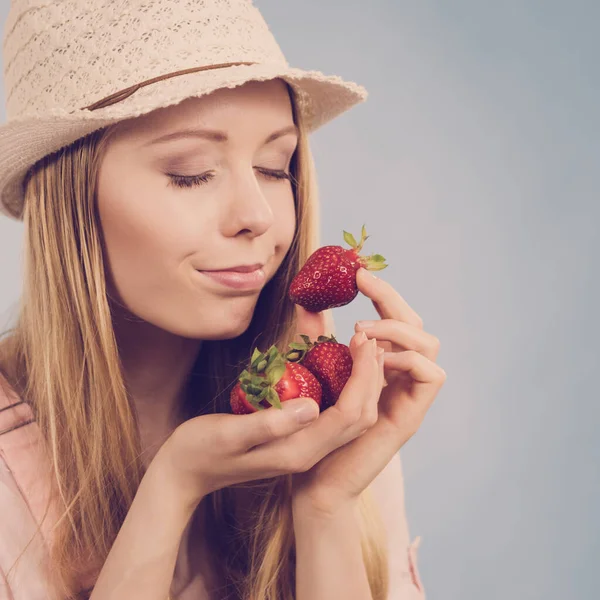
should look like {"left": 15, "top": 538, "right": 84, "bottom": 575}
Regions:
{"left": 0, "top": 1, "right": 445, "bottom": 599}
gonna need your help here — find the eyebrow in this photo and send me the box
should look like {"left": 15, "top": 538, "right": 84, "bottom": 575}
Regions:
{"left": 144, "top": 124, "right": 299, "bottom": 147}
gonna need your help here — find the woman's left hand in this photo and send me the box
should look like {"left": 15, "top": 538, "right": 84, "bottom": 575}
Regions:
{"left": 290, "top": 267, "right": 447, "bottom": 517}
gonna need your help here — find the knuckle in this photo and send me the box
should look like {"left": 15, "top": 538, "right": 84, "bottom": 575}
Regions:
{"left": 294, "top": 458, "right": 312, "bottom": 473}
{"left": 332, "top": 403, "right": 361, "bottom": 429}
{"left": 361, "top": 407, "right": 378, "bottom": 428}
{"left": 405, "top": 349, "right": 419, "bottom": 362}
{"left": 292, "top": 455, "right": 313, "bottom": 473}
{"left": 342, "top": 406, "right": 363, "bottom": 428}
{"left": 430, "top": 335, "right": 441, "bottom": 350}
{"left": 279, "top": 447, "right": 308, "bottom": 473}
{"left": 261, "top": 417, "right": 282, "bottom": 441}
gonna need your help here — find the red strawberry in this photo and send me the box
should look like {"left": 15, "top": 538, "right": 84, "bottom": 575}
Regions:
{"left": 288, "top": 225, "right": 388, "bottom": 313}
{"left": 230, "top": 344, "right": 322, "bottom": 415}
{"left": 285, "top": 334, "right": 353, "bottom": 410}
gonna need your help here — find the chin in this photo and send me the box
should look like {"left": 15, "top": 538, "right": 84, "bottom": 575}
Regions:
{"left": 201, "top": 323, "right": 251, "bottom": 341}
{"left": 175, "top": 314, "right": 254, "bottom": 341}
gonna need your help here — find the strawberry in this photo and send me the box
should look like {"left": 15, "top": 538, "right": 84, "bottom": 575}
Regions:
{"left": 288, "top": 225, "right": 388, "bottom": 313}
{"left": 230, "top": 344, "right": 322, "bottom": 415}
{"left": 285, "top": 334, "right": 353, "bottom": 411}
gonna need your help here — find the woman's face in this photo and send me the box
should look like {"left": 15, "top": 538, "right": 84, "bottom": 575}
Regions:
{"left": 97, "top": 79, "right": 298, "bottom": 340}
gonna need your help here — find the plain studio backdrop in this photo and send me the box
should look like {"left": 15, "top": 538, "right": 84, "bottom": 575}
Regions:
{"left": 1, "top": 1, "right": 598, "bottom": 599}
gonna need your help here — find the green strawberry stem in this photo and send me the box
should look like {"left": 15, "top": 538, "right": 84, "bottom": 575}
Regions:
{"left": 342, "top": 224, "right": 389, "bottom": 271}
{"left": 239, "top": 344, "right": 286, "bottom": 410}
{"left": 284, "top": 333, "right": 339, "bottom": 363}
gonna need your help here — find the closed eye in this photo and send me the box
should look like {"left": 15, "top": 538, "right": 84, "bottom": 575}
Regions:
{"left": 167, "top": 168, "right": 294, "bottom": 189}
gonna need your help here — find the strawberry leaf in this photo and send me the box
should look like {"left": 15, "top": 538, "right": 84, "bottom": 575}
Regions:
{"left": 364, "top": 253, "right": 389, "bottom": 271}
{"left": 285, "top": 349, "right": 304, "bottom": 362}
{"left": 249, "top": 395, "right": 265, "bottom": 410}
{"left": 266, "top": 345, "right": 280, "bottom": 364}
{"left": 255, "top": 359, "right": 268, "bottom": 373}
{"left": 356, "top": 224, "right": 369, "bottom": 252}
{"left": 238, "top": 369, "right": 252, "bottom": 382}
{"left": 288, "top": 342, "right": 307, "bottom": 350}
{"left": 265, "top": 358, "right": 286, "bottom": 386}
{"left": 343, "top": 230, "right": 358, "bottom": 248}
{"left": 369, "top": 262, "right": 389, "bottom": 271}
{"left": 266, "top": 387, "right": 282, "bottom": 409}
{"left": 247, "top": 383, "right": 263, "bottom": 395}
{"left": 250, "top": 348, "right": 264, "bottom": 369}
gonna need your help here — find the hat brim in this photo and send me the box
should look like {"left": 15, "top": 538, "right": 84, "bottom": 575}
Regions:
{"left": 0, "top": 63, "right": 367, "bottom": 220}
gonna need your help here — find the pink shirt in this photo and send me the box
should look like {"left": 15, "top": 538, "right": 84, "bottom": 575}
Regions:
{"left": 0, "top": 376, "right": 425, "bottom": 599}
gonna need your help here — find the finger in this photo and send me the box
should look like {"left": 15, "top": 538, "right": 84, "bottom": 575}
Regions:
{"left": 358, "top": 345, "right": 386, "bottom": 434}
{"left": 243, "top": 333, "right": 378, "bottom": 470}
{"left": 239, "top": 397, "right": 320, "bottom": 451}
{"left": 377, "top": 346, "right": 386, "bottom": 392}
{"left": 293, "top": 305, "right": 335, "bottom": 342}
{"left": 333, "top": 332, "right": 379, "bottom": 421}
{"left": 355, "top": 319, "right": 441, "bottom": 360}
{"left": 347, "top": 329, "right": 364, "bottom": 353}
{"left": 383, "top": 351, "right": 447, "bottom": 401}
{"left": 356, "top": 268, "right": 424, "bottom": 329}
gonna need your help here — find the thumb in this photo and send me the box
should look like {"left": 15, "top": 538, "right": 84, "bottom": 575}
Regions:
{"left": 242, "top": 398, "right": 320, "bottom": 450}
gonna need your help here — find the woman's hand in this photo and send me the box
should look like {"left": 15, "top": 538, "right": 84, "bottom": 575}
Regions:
{"left": 291, "top": 267, "right": 447, "bottom": 517}
{"left": 157, "top": 281, "right": 437, "bottom": 510}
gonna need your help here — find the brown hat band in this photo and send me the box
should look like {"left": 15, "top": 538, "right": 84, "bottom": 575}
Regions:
{"left": 82, "top": 61, "right": 258, "bottom": 111}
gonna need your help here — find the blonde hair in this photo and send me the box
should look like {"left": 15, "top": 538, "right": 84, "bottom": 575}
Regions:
{"left": 0, "top": 83, "right": 389, "bottom": 600}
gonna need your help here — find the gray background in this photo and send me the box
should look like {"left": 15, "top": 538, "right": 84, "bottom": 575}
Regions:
{"left": 1, "top": 1, "right": 598, "bottom": 598}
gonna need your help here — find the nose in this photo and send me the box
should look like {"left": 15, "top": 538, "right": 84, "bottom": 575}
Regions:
{"left": 221, "top": 167, "right": 275, "bottom": 238}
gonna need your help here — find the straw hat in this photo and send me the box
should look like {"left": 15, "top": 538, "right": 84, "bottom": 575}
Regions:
{"left": 0, "top": 0, "right": 368, "bottom": 221}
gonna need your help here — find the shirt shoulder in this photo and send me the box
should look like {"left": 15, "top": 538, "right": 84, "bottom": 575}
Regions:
{"left": 0, "top": 452, "right": 55, "bottom": 599}
{"left": 0, "top": 373, "right": 58, "bottom": 540}
{"left": 0, "top": 374, "right": 58, "bottom": 599}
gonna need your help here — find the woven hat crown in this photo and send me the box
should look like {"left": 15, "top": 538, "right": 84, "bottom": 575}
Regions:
{"left": 3, "top": 0, "right": 288, "bottom": 120}
{"left": 0, "top": 0, "right": 367, "bottom": 221}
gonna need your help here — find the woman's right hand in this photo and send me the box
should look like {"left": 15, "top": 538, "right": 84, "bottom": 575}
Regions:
{"left": 157, "top": 330, "right": 382, "bottom": 507}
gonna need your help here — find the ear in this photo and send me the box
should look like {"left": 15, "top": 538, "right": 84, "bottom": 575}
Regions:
{"left": 293, "top": 305, "right": 336, "bottom": 343}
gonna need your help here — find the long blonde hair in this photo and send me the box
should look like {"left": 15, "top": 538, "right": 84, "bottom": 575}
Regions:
{"left": 0, "top": 83, "right": 389, "bottom": 600}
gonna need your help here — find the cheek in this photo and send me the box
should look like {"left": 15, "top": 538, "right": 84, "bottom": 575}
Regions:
{"left": 97, "top": 176, "right": 204, "bottom": 319}
{"left": 271, "top": 189, "right": 297, "bottom": 254}
{"left": 96, "top": 179, "right": 264, "bottom": 340}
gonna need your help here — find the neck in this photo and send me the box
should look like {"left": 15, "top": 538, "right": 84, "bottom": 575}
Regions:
{"left": 111, "top": 304, "right": 202, "bottom": 467}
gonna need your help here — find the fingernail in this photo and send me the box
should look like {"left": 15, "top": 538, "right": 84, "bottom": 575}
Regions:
{"left": 297, "top": 405, "right": 318, "bottom": 424}
{"left": 285, "top": 400, "right": 318, "bottom": 424}
{"left": 370, "top": 339, "right": 378, "bottom": 353}
{"left": 356, "top": 320, "right": 375, "bottom": 329}
{"left": 359, "top": 331, "right": 368, "bottom": 343}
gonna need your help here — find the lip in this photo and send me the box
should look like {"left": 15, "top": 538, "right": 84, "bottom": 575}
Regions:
{"left": 203, "top": 263, "right": 265, "bottom": 273}
{"left": 197, "top": 266, "right": 266, "bottom": 290}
